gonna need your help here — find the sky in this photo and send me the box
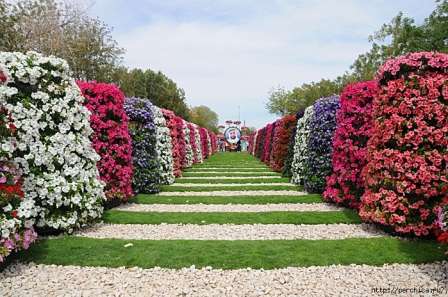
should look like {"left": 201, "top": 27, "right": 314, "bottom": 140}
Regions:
{"left": 87, "top": 0, "right": 437, "bottom": 128}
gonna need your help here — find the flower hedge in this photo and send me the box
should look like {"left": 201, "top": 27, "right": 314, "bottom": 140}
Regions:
{"left": 255, "top": 127, "right": 266, "bottom": 159}
{"left": 124, "top": 98, "right": 161, "bottom": 193}
{"left": 192, "top": 124, "right": 203, "bottom": 163}
{"left": 360, "top": 52, "right": 448, "bottom": 236}
{"left": 174, "top": 116, "right": 187, "bottom": 170}
{"left": 324, "top": 82, "right": 377, "bottom": 208}
{"left": 162, "top": 109, "right": 182, "bottom": 177}
{"left": 291, "top": 106, "right": 315, "bottom": 185}
{"left": 152, "top": 105, "right": 175, "bottom": 185}
{"left": 262, "top": 123, "right": 274, "bottom": 164}
{"left": 199, "top": 127, "right": 210, "bottom": 160}
{"left": 0, "top": 107, "right": 37, "bottom": 263}
{"left": 78, "top": 82, "right": 133, "bottom": 204}
{"left": 283, "top": 110, "right": 304, "bottom": 178}
{"left": 0, "top": 51, "right": 105, "bottom": 232}
{"left": 270, "top": 114, "right": 297, "bottom": 172}
{"left": 183, "top": 121, "right": 194, "bottom": 168}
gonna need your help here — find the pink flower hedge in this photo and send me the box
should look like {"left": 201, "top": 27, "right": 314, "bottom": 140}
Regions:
{"left": 188, "top": 123, "right": 199, "bottom": 163}
{"left": 324, "top": 81, "right": 378, "bottom": 209}
{"left": 270, "top": 115, "right": 297, "bottom": 172}
{"left": 162, "top": 109, "right": 182, "bottom": 177}
{"left": 199, "top": 127, "right": 210, "bottom": 159}
{"left": 360, "top": 52, "right": 448, "bottom": 236}
{"left": 78, "top": 81, "right": 134, "bottom": 203}
{"left": 174, "top": 116, "right": 187, "bottom": 169}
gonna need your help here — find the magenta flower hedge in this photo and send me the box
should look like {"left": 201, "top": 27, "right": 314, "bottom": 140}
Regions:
{"left": 324, "top": 81, "right": 378, "bottom": 209}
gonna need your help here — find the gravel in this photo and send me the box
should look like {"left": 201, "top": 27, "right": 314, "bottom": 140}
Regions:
{"left": 157, "top": 190, "right": 308, "bottom": 196}
{"left": 2, "top": 262, "right": 446, "bottom": 297}
{"left": 166, "top": 183, "right": 295, "bottom": 187}
{"left": 115, "top": 203, "right": 344, "bottom": 213}
{"left": 75, "top": 223, "right": 387, "bottom": 240}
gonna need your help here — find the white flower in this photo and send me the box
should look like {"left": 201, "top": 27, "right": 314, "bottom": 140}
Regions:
{"left": 291, "top": 106, "right": 314, "bottom": 185}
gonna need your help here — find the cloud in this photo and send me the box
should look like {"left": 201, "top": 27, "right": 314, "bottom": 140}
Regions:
{"left": 89, "top": 0, "right": 437, "bottom": 127}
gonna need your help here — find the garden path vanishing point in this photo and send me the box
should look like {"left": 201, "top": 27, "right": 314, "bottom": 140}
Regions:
{"left": 1, "top": 153, "right": 446, "bottom": 297}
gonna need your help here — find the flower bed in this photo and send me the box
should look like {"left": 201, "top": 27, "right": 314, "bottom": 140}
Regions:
{"left": 78, "top": 82, "right": 133, "bottom": 204}
{"left": 199, "top": 127, "right": 210, "bottom": 160}
{"left": 192, "top": 124, "right": 203, "bottom": 163}
{"left": 152, "top": 106, "right": 175, "bottom": 185}
{"left": 174, "top": 116, "right": 187, "bottom": 169}
{"left": 0, "top": 51, "right": 105, "bottom": 232}
{"left": 304, "top": 95, "right": 340, "bottom": 193}
{"left": 270, "top": 114, "right": 297, "bottom": 172}
{"left": 283, "top": 110, "right": 304, "bottom": 178}
{"left": 291, "top": 106, "right": 315, "bottom": 185}
{"left": 360, "top": 52, "right": 448, "bottom": 236}
{"left": 124, "top": 98, "right": 161, "bottom": 193}
{"left": 255, "top": 127, "right": 266, "bottom": 159}
{"left": 0, "top": 107, "right": 37, "bottom": 263}
{"left": 324, "top": 82, "right": 377, "bottom": 208}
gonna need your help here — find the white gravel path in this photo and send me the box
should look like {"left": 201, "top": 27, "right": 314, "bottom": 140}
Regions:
{"left": 75, "top": 223, "right": 387, "bottom": 240}
{"left": 167, "top": 183, "right": 295, "bottom": 187}
{"left": 115, "top": 203, "right": 344, "bottom": 213}
{"left": 179, "top": 176, "right": 283, "bottom": 179}
{"left": 157, "top": 190, "right": 308, "bottom": 196}
{"left": 2, "top": 262, "right": 446, "bottom": 297}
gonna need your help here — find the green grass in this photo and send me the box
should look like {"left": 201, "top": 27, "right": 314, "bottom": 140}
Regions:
{"left": 160, "top": 185, "right": 300, "bottom": 192}
{"left": 175, "top": 178, "right": 290, "bottom": 184}
{"left": 185, "top": 168, "right": 272, "bottom": 172}
{"left": 182, "top": 172, "right": 280, "bottom": 177}
{"left": 133, "top": 194, "right": 324, "bottom": 205}
{"left": 103, "top": 210, "right": 361, "bottom": 225}
{"left": 18, "top": 237, "right": 446, "bottom": 269}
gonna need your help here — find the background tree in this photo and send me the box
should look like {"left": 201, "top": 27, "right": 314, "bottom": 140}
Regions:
{"left": 190, "top": 106, "right": 219, "bottom": 133}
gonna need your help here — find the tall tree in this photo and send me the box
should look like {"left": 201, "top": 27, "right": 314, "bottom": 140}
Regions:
{"left": 190, "top": 105, "right": 219, "bottom": 132}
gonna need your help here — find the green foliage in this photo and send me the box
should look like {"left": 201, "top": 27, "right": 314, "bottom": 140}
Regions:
{"left": 190, "top": 105, "right": 219, "bottom": 132}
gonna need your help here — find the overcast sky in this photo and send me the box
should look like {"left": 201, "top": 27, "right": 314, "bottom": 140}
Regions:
{"left": 88, "top": 0, "right": 437, "bottom": 128}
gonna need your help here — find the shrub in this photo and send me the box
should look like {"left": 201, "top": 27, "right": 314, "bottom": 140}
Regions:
{"left": 360, "top": 52, "right": 448, "bottom": 236}
{"left": 124, "top": 98, "right": 161, "bottom": 193}
{"left": 255, "top": 127, "right": 266, "bottom": 159}
{"left": 78, "top": 82, "right": 133, "bottom": 203}
{"left": 191, "top": 124, "right": 203, "bottom": 163}
{"left": 324, "top": 81, "right": 378, "bottom": 208}
{"left": 174, "top": 116, "right": 187, "bottom": 169}
{"left": 304, "top": 95, "right": 340, "bottom": 193}
{"left": 270, "top": 114, "right": 297, "bottom": 172}
{"left": 152, "top": 105, "right": 175, "bottom": 185}
{"left": 262, "top": 123, "right": 274, "bottom": 163}
{"left": 283, "top": 110, "right": 304, "bottom": 178}
{"left": 199, "top": 127, "right": 210, "bottom": 160}
{"left": 291, "top": 106, "right": 315, "bottom": 185}
{"left": 0, "top": 107, "right": 37, "bottom": 263}
{"left": 0, "top": 51, "right": 105, "bottom": 232}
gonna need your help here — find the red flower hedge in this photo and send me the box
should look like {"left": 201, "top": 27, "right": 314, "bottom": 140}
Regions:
{"left": 324, "top": 81, "right": 378, "bottom": 209}
{"left": 360, "top": 52, "right": 448, "bottom": 236}
{"left": 188, "top": 123, "right": 199, "bottom": 163}
{"left": 255, "top": 127, "right": 266, "bottom": 159}
{"left": 270, "top": 115, "right": 297, "bottom": 172}
{"left": 78, "top": 81, "right": 133, "bottom": 202}
{"left": 162, "top": 109, "right": 182, "bottom": 177}
{"left": 262, "top": 123, "right": 274, "bottom": 164}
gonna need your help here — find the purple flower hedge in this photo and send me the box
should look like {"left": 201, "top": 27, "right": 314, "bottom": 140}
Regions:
{"left": 304, "top": 95, "right": 340, "bottom": 193}
{"left": 124, "top": 98, "right": 160, "bottom": 194}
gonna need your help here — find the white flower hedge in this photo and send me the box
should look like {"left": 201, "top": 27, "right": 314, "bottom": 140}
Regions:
{"left": 0, "top": 51, "right": 105, "bottom": 232}
{"left": 291, "top": 105, "right": 314, "bottom": 185}
{"left": 183, "top": 120, "right": 194, "bottom": 168}
{"left": 152, "top": 105, "right": 175, "bottom": 185}
{"left": 193, "top": 125, "right": 203, "bottom": 163}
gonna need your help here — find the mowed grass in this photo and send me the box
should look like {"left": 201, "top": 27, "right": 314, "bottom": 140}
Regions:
{"left": 17, "top": 237, "right": 446, "bottom": 269}
{"left": 175, "top": 178, "right": 290, "bottom": 184}
{"left": 103, "top": 210, "right": 362, "bottom": 225}
{"left": 185, "top": 168, "right": 273, "bottom": 172}
{"left": 182, "top": 172, "right": 280, "bottom": 177}
{"left": 160, "top": 185, "right": 299, "bottom": 192}
{"left": 133, "top": 194, "right": 324, "bottom": 205}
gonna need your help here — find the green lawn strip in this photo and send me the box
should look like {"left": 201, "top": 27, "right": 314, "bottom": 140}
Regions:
{"left": 103, "top": 210, "right": 361, "bottom": 225}
{"left": 182, "top": 173, "right": 281, "bottom": 177}
{"left": 160, "top": 185, "right": 300, "bottom": 192}
{"left": 18, "top": 237, "right": 446, "bottom": 270}
{"left": 185, "top": 168, "right": 272, "bottom": 172}
{"left": 133, "top": 194, "right": 324, "bottom": 205}
{"left": 175, "top": 178, "right": 290, "bottom": 184}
